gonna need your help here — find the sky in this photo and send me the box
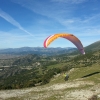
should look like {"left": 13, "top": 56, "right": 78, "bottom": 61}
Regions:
{"left": 0, "top": 0, "right": 100, "bottom": 48}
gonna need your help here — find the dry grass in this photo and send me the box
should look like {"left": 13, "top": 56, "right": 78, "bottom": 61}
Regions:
{"left": 0, "top": 65, "right": 100, "bottom": 100}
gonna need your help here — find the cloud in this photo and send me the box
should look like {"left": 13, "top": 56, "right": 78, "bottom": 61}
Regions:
{"left": 11, "top": 0, "right": 100, "bottom": 43}
{"left": 0, "top": 30, "right": 47, "bottom": 42}
{"left": 11, "top": 0, "right": 100, "bottom": 28}
{"left": 11, "top": 0, "right": 89, "bottom": 26}
{"left": 51, "top": 0, "right": 87, "bottom": 4}
{"left": 0, "top": 30, "right": 46, "bottom": 48}
{"left": 0, "top": 8, "right": 33, "bottom": 36}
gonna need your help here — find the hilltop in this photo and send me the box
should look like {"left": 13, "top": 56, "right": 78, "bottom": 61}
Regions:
{"left": 85, "top": 40, "right": 100, "bottom": 52}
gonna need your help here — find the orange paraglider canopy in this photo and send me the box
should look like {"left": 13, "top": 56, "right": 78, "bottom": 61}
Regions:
{"left": 44, "top": 33, "right": 85, "bottom": 54}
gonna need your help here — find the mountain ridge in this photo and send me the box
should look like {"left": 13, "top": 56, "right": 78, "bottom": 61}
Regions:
{"left": 0, "top": 47, "right": 76, "bottom": 56}
{"left": 85, "top": 40, "right": 100, "bottom": 52}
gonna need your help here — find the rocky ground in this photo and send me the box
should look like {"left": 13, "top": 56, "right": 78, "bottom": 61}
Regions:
{"left": 0, "top": 78, "right": 100, "bottom": 100}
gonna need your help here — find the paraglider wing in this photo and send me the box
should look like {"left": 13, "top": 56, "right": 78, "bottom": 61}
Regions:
{"left": 44, "top": 35, "right": 55, "bottom": 48}
{"left": 43, "top": 33, "right": 85, "bottom": 54}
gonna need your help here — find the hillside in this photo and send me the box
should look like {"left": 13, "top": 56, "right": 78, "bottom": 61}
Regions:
{"left": 0, "top": 64, "right": 100, "bottom": 100}
{"left": 0, "top": 48, "right": 100, "bottom": 90}
{"left": 85, "top": 40, "right": 100, "bottom": 52}
{"left": 0, "top": 54, "right": 71, "bottom": 89}
{"left": 69, "top": 40, "right": 100, "bottom": 55}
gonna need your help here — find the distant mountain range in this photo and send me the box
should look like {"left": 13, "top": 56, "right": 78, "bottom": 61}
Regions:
{"left": 0, "top": 47, "right": 77, "bottom": 56}
{"left": 0, "top": 40, "right": 99, "bottom": 56}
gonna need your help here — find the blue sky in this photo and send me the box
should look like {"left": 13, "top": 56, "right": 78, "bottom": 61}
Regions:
{"left": 0, "top": 0, "right": 100, "bottom": 48}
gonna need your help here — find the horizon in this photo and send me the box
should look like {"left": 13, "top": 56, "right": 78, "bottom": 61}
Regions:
{"left": 0, "top": 46, "right": 76, "bottom": 49}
